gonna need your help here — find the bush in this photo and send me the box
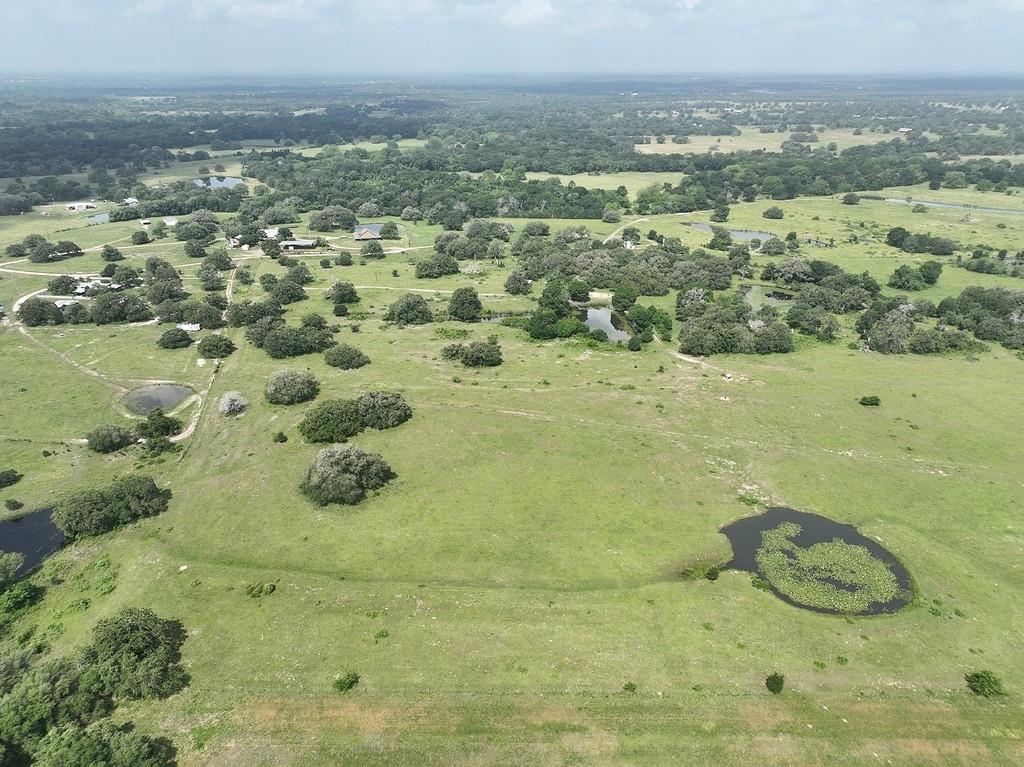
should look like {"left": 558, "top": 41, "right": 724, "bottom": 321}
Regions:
{"left": 325, "top": 343, "right": 370, "bottom": 370}
{"left": 272, "top": 431, "right": 288, "bottom": 443}
{"left": 622, "top": 681, "right": 637, "bottom": 693}
{"left": 765, "top": 672, "right": 785, "bottom": 694}
{"left": 52, "top": 475, "right": 171, "bottom": 540}
{"left": 265, "top": 369, "right": 320, "bottom": 405}
{"left": 196, "top": 335, "right": 236, "bottom": 359}
{"left": 156, "top": 328, "right": 192, "bottom": 349}
{"left": 86, "top": 424, "right": 137, "bottom": 453}
{"left": 859, "top": 395, "right": 881, "bottom": 407}
{"left": 357, "top": 392, "right": 413, "bottom": 430}
{"left": 385, "top": 293, "right": 433, "bottom": 325}
{"left": 0, "top": 469, "right": 21, "bottom": 490}
{"left": 297, "top": 399, "right": 364, "bottom": 443}
{"left": 218, "top": 391, "right": 248, "bottom": 416}
{"left": 299, "top": 445, "right": 395, "bottom": 505}
{"left": 627, "top": 336, "right": 643, "bottom": 351}
{"left": 86, "top": 606, "right": 188, "bottom": 700}
{"left": 763, "top": 206, "right": 784, "bottom": 219}
{"left": 333, "top": 303, "right": 349, "bottom": 317}
{"left": 135, "top": 408, "right": 182, "bottom": 439}
{"left": 965, "top": 670, "right": 1004, "bottom": 697}
{"left": 461, "top": 337, "right": 503, "bottom": 367}
{"left": 841, "top": 192, "right": 860, "bottom": 205}
{"left": 4, "top": 499, "right": 23, "bottom": 512}
{"left": 334, "top": 670, "right": 361, "bottom": 693}
{"left": 131, "top": 230, "right": 151, "bottom": 244}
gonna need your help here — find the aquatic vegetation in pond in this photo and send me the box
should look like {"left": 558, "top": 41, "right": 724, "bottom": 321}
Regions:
{"left": 721, "top": 507, "right": 913, "bottom": 615}
{"left": 755, "top": 521, "right": 901, "bottom": 614}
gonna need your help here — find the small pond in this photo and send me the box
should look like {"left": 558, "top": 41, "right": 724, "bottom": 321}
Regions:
{"left": 580, "top": 307, "right": 631, "bottom": 342}
{"left": 193, "top": 176, "right": 245, "bottom": 189}
{"left": 122, "top": 384, "right": 193, "bottom": 415}
{"left": 686, "top": 222, "right": 776, "bottom": 242}
{"left": 85, "top": 212, "right": 111, "bottom": 224}
{"left": 0, "top": 509, "right": 64, "bottom": 576}
{"left": 721, "top": 507, "right": 913, "bottom": 616}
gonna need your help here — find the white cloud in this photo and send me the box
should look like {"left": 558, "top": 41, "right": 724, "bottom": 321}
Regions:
{"left": 499, "top": 0, "right": 556, "bottom": 26}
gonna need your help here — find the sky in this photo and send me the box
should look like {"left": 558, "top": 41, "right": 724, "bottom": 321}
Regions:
{"left": 2, "top": 0, "right": 1024, "bottom": 75}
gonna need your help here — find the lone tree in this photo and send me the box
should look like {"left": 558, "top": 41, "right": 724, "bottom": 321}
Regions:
{"left": 86, "top": 424, "right": 137, "bottom": 453}
{"left": 448, "top": 287, "right": 482, "bottom": 322}
{"left": 385, "top": 293, "right": 433, "bottom": 325}
{"left": 157, "top": 328, "right": 192, "bottom": 349}
{"left": 218, "top": 391, "right": 248, "bottom": 416}
{"left": 86, "top": 606, "right": 188, "bottom": 700}
{"left": 361, "top": 240, "right": 385, "bottom": 260}
{"left": 504, "top": 268, "right": 531, "bottom": 295}
{"left": 765, "top": 672, "right": 785, "bottom": 694}
{"left": 841, "top": 192, "right": 860, "bottom": 205}
{"left": 299, "top": 445, "right": 395, "bottom": 505}
{"left": 265, "top": 369, "right": 320, "bottom": 405}
{"left": 324, "top": 343, "right": 370, "bottom": 370}
{"left": 356, "top": 391, "right": 413, "bottom": 430}
{"left": 298, "top": 399, "right": 364, "bottom": 443}
{"left": 197, "top": 335, "right": 236, "bottom": 359}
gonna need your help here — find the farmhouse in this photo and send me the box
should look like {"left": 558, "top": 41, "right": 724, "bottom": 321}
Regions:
{"left": 66, "top": 202, "right": 96, "bottom": 212}
{"left": 353, "top": 225, "right": 383, "bottom": 240}
{"left": 123, "top": 197, "right": 139, "bottom": 206}
{"left": 260, "top": 227, "right": 280, "bottom": 239}
{"left": 280, "top": 239, "right": 316, "bottom": 250}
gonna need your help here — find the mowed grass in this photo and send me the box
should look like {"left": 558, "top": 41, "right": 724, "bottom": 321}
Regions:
{"left": 2, "top": 188, "right": 1024, "bottom": 764}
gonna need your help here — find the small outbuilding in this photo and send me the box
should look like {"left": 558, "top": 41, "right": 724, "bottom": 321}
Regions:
{"left": 66, "top": 202, "right": 96, "bottom": 212}
{"left": 280, "top": 239, "right": 316, "bottom": 251}
{"left": 176, "top": 322, "right": 201, "bottom": 332}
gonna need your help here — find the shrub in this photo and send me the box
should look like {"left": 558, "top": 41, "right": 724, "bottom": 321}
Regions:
{"left": 0, "top": 469, "right": 21, "bottom": 490}
{"left": 325, "top": 343, "right": 370, "bottom": 370}
{"left": 622, "top": 681, "right": 637, "bottom": 693}
{"left": 52, "top": 475, "right": 171, "bottom": 540}
{"left": 4, "top": 499, "right": 23, "bottom": 512}
{"left": 135, "top": 408, "right": 182, "bottom": 439}
{"left": 218, "top": 391, "right": 248, "bottom": 416}
{"left": 131, "top": 230, "right": 151, "bottom": 244}
{"left": 357, "top": 392, "right": 412, "bottom": 430}
{"left": 326, "top": 280, "right": 359, "bottom": 304}
{"left": 299, "top": 445, "right": 394, "bottom": 505}
{"left": 859, "top": 395, "right": 881, "bottom": 407}
{"left": 265, "top": 369, "right": 320, "bottom": 405}
{"left": 86, "top": 424, "right": 137, "bottom": 453}
{"left": 272, "top": 431, "right": 288, "bottom": 443}
{"left": 334, "top": 670, "right": 360, "bottom": 693}
{"left": 627, "top": 336, "right": 643, "bottom": 351}
{"left": 156, "top": 328, "right": 192, "bottom": 349}
{"left": 763, "top": 206, "right": 784, "bottom": 219}
{"left": 765, "top": 672, "right": 785, "bottom": 694}
{"left": 196, "top": 335, "right": 236, "bottom": 359}
{"left": 298, "top": 399, "right": 364, "bottom": 443}
{"left": 385, "top": 293, "right": 433, "bottom": 324}
{"left": 460, "top": 337, "right": 503, "bottom": 367}
{"left": 841, "top": 192, "right": 860, "bottom": 205}
{"left": 965, "top": 670, "right": 1004, "bottom": 697}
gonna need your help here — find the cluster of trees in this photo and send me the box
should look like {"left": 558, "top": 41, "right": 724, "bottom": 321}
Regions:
{"left": 297, "top": 392, "right": 412, "bottom": 443}
{"left": 676, "top": 292, "right": 794, "bottom": 356}
{"left": 0, "top": 606, "right": 187, "bottom": 766}
{"left": 5, "top": 234, "right": 83, "bottom": 264}
{"left": 855, "top": 297, "right": 979, "bottom": 354}
{"left": 51, "top": 475, "right": 171, "bottom": 540}
{"left": 888, "top": 261, "right": 943, "bottom": 291}
{"left": 885, "top": 227, "right": 957, "bottom": 256}
{"left": 959, "top": 247, "right": 1024, "bottom": 279}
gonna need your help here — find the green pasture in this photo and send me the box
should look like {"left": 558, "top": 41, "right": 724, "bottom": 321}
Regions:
{"left": 1, "top": 185, "right": 1023, "bottom": 765}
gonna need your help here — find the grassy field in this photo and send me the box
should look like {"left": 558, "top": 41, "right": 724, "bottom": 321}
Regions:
{"left": 636, "top": 127, "right": 908, "bottom": 155}
{"left": 524, "top": 171, "right": 684, "bottom": 201}
{"left": 2, "top": 187, "right": 1024, "bottom": 765}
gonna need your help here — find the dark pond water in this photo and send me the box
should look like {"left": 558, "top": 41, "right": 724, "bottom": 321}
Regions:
{"left": 0, "top": 509, "right": 64, "bottom": 576}
{"left": 193, "top": 176, "right": 245, "bottom": 189}
{"left": 122, "top": 384, "right": 193, "bottom": 415}
{"left": 882, "top": 197, "right": 1024, "bottom": 217}
{"left": 687, "top": 222, "right": 776, "bottom": 241}
{"left": 580, "top": 307, "right": 630, "bottom": 341}
{"left": 720, "top": 507, "right": 913, "bottom": 616}
{"left": 85, "top": 212, "right": 110, "bottom": 224}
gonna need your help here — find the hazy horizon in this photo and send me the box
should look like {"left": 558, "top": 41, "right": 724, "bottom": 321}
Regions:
{"left": 3, "top": 0, "right": 1024, "bottom": 76}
